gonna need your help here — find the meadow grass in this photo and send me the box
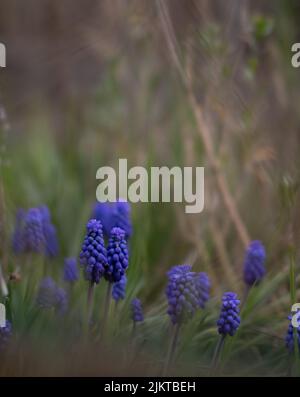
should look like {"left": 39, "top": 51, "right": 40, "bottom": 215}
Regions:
{"left": 0, "top": 121, "right": 297, "bottom": 377}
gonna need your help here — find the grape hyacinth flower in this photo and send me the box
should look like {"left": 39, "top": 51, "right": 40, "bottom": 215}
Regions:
{"left": 0, "top": 320, "right": 12, "bottom": 351}
{"left": 79, "top": 219, "right": 107, "bottom": 285}
{"left": 131, "top": 298, "right": 144, "bottom": 323}
{"left": 36, "top": 277, "right": 68, "bottom": 315}
{"left": 210, "top": 292, "right": 241, "bottom": 375}
{"left": 196, "top": 272, "right": 211, "bottom": 309}
{"left": 92, "top": 200, "right": 132, "bottom": 239}
{"left": 102, "top": 227, "right": 129, "bottom": 336}
{"left": 105, "top": 227, "right": 129, "bottom": 283}
{"left": 167, "top": 264, "right": 192, "bottom": 277}
{"left": 243, "top": 240, "right": 266, "bottom": 287}
{"left": 166, "top": 265, "right": 199, "bottom": 325}
{"left": 23, "top": 208, "right": 46, "bottom": 253}
{"left": 217, "top": 292, "right": 241, "bottom": 337}
{"left": 164, "top": 264, "right": 198, "bottom": 375}
{"left": 130, "top": 298, "right": 144, "bottom": 355}
{"left": 12, "top": 206, "right": 59, "bottom": 257}
{"left": 63, "top": 257, "right": 79, "bottom": 283}
{"left": 112, "top": 275, "right": 127, "bottom": 302}
{"left": 80, "top": 219, "right": 107, "bottom": 325}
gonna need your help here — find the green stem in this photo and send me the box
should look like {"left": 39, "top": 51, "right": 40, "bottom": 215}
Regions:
{"left": 112, "top": 300, "right": 120, "bottom": 336}
{"left": 209, "top": 335, "right": 226, "bottom": 376}
{"left": 241, "top": 284, "right": 250, "bottom": 310}
{"left": 163, "top": 323, "right": 180, "bottom": 376}
{"left": 87, "top": 281, "right": 95, "bottom": 325}
{"left": 101, "top": 282, "right": 112, "bottom": 339}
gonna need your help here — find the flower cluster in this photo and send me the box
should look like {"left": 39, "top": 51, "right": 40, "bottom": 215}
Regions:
{"left": 166, "top": 265, "right": 199, "bottom": 325}
{"left": 196, "top": 272, "right": 211, "bottom": 309}
{"left": 131, "top": 298, "right": 144, "bottom": 322}
{"left": 23, "top": 208, "right": 46, "bottom": 253}
{"left": 9, "top": 199, "right": 270, "bottom": 366}
{"left": 79, "top": 219, "right": 107, "bottom": 284}
{"left": 12, "top": 206, "right": 58, "bottom": 257}
{"left": 105, "top": 227, "right": 129, "bottom": 283}
{"left": 63, "top": 257, "right": 78, "bottom": 283}
{"left": 93, "top": 200, "right": 132, "bottom": 239}
{"left": 112, "top": 275, "right": 127, "bottom": 301}
{"left": 243, "top": 240, "right": 266, "bottom": 286}
{"left": 217, "top": 292, "right": 240, "bottom": 336}
{"left": 36, "top": 277, "right": 68, "bottom": 315}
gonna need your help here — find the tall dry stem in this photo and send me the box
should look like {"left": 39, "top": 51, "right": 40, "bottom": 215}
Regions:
{"left": 156, "top": 0, "right": 250, "bottom": 248}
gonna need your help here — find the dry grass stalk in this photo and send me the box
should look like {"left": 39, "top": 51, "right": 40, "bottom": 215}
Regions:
{"left": 156, "top": 0, "right": 250, "bottom": 248}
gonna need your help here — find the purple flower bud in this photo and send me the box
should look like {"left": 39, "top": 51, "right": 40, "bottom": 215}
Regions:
{"left": 63, "top": 257, "right": 78, "bottom": 283}
{"left": 217, "top": 292, "right": 240, "bottom": 336}
{"left": 105, "top": 227, "right": 129, "bottom": 283}
{"left": 131, "top": 298, "right": 144, "bottom": 322}
{"left": 92, "top": 200, "right": 132, "bottom": 239}
{"left": 166, "top": 265, "right": 199, "bottom": 325}
{"left": 23, "top": 208, "right": 45, "bottom": 253}
{"left": 12, "top": 205, "right": 59, "bottom": 257}
{"left": 79, "top": 219, "right": 107, "bottom": 284}
{"left": 243, "top": 240, "right": 266, "bottom": 286}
